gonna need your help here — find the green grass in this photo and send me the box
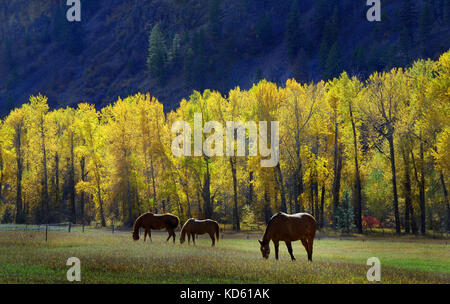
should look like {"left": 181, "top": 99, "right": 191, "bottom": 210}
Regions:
{"left": 0, "top": 231, "right": 448, "bottom": 284}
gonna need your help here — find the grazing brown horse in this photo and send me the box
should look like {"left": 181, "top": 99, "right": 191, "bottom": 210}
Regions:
{"left": 132, "top": 212, "right": 180, "bottom": 243}
{"left": 180, "top": 218, "right": 220, "bottom": 247}
{"left": 259, "top": 212, "right": 316, "bottom": 261}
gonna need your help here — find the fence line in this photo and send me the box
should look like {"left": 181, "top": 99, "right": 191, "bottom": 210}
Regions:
{"left": 0, "top": 223, "right": 122, "bottom": 241}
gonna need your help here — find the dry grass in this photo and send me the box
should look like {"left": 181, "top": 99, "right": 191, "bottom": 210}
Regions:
{"left": 0, "top": 231, "right": 448, "bottom": 284}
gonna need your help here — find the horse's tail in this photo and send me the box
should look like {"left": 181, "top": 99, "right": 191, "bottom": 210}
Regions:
{"left": 215, "top": 222, "right": 220, "bottom": 242}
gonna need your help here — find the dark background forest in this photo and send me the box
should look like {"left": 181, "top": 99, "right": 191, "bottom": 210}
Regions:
{"left": 1, "top": 0, "right": 449, "bottom": 114}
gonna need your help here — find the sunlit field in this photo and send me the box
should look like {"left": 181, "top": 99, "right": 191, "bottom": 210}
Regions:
{"left": 0, "top": 230, "right": 448, "bottom": 284}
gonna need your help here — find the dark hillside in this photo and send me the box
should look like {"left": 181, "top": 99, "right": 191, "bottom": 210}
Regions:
{"left": 0, "top": 0, "right": 449, "bottom": 113}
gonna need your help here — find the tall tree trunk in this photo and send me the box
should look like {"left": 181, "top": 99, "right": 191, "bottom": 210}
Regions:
{"left": 275, "top": 163, "right": 287, "bottom": 213}
{"left": 309, "top": 178, "right": 315, "bottom": 216}
{"left": 54, "top": 154, "right": 60, "bottom": 219}
{"left": 197, "top": 191, "right": 203, "bottom": 218}
{"left": 332, "top": 145, "right": 343, "bottom": 229}
{"left": 246, "top": 171, "right": 254, "bottom": 206}
{"left": 332, "top": 109, "right": 342, "bottom": 229}
{"left": 349, "top": 104, "right": 362, "bottom": 233}
{"left": 402, "top": 147, "right": 412, "bottom": 234}
{"left": 419, "top": 141, "right": 426, "bottom": 235}
{"left": 314, "top": 176, "right": 319, "bottom": 225}
{"left": 313, "top": 136, "right": 319, "bottom": 222}
{"left": 186, "top": 190, "right": 192, "bottom": 218}
{"left": 80, "top": 157, "right": 86, "bottom": 224}
{"left": 40, "top": 120, "right": 49, "bottom": 223}
{"left": 94, "top": 161, "right": 106, "bottom": 227}
{"left": 263, "top": 188, "right": 272, "bottom": 224}
{"left": 440, "top": 173, "right": 449, "bottom": 232}
{"left": 150, "top": 155, "right": 158, "bottom": 213}
{"left": 387, "top": 135, "right": 401, "bottom": 234}
{"left": 294, "top": 145, "right": 304, "bottom": 213}
{"left": 97, "top": 184, "right": 106, "bottom": 227}
{"left": 202, "top": 157, "right": 212, "bottom": 219}
{"left": 126, "top": 163, "right": 132, "bottom": 225}
{"left": 230, "top": 157, "right": 240, "bottom": 231}
{"left": 320, "top": 184, "right": 325, "bottom": 229}
{"left": 15, "top": 127, "right": 23, "bottom": 223}
{"left": 69, "top": 133, "right": 76, "bottom": 223}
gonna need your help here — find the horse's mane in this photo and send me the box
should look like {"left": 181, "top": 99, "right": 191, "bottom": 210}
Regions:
{"left": 133, "top": 212, "right": 151, "bottom": 233}
{"left": 268, "top": 212, "right": 283, "bottom": 224}
{"left": 180, "top": 218, "right": 194, "bottom": 234}
{"left": 262, "top": 212, "right": 284, "bottom": 243}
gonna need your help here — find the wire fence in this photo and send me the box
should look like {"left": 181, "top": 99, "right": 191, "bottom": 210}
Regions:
{"left": 0, "top": 223, "right": 123, "bottom": 241}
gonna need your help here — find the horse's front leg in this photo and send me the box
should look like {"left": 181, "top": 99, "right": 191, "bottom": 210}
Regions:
{"left": 143, "top": 229, "right": 147, "bottom": 242}
{"left": 285, "top": 241, "right": 296, "bottom": 261}
{"left": 273, "top": 240, "right": 279, "bottom": 260}
{"left": 148, "top": 230, "right": 152, "bottom": 242}
{"left": 191, "top": 233, "right": 196, "bottom": 245}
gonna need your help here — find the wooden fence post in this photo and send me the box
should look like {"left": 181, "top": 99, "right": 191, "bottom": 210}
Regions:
{"left": 68, "top": 222, "right": 72, "bottom": 233}
{"left": 112, "top": 224, "right": 114, "bottom": 234}
{"left": 45, "top": 225, "right": 48, "bottom": 242}
{"left": 82, "top": 225, "right": 85, "bottom": 233}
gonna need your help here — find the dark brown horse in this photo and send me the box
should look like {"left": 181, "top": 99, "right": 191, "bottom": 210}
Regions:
{"left": 180, "top": 218, "right": 220, "bottom": 247}
{"left": 132, "top": 212, "right": 180, "bottom": 243}
{"left": 259, "top": 212, "right": 316, "bottom": 261}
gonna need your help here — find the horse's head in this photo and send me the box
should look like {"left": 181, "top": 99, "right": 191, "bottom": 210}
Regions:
{"left": 258, "top": 240, "right": 270, "bottom": 259}
{"left": 180, "top": 233, "right": 185, "bottom": 244}
{"left": 132, "top": 231, "right": 139, "bottom": 241}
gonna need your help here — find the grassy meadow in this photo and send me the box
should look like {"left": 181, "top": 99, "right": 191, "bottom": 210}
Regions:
{"left": 0, "top": 230, "right": 448, "bottom": 284}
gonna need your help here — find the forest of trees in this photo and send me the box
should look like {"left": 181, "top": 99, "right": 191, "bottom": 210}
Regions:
{"left": 0, "top": 50, "right": 448, "bottom": 235}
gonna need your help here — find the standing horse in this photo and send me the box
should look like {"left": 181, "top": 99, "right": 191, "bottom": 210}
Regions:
{"left": 180, "top": 218, "right": 220, "bottom": 247}
{"left": 132, "top": 212, "right": 180, "bottom": 243}
{"left": 259, "top": 212, "right": 316, "bottom": 261}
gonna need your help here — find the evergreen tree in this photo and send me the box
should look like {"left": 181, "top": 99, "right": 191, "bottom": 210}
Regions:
{"left": 323, "top": 42, "right": 342, "bottom": 80}
{"left": 398, "top": 0, "right": 417, "bottom": 54}
{"left": 147, "top": 24, "right": 167, "bottom": 85}
{"left": 312, "top": 0, "right": 331, "bottom": 39}
{"left": 168, "top": 34, "right": 182, "bottom": 68}
{"left": 318, "top": 6, "right": 339, "bottom": 70}
{"left": 256, "top": 14, "right": 274, "bottom": 49}
{"left": 445, "top": 0, "right": 450, "bottom": 25}
{"left": 286, "top": 0, "right": 302, "bottom": 59}
{"left": 51, "top": 5, "right": 83, "bottom": 55}
{"left": 208, "top": 0, "right": 222, "bottom": 40}
{"left": 184, "top": 47, "right": 195, "bottom": 87}
{"left": 418, "top": 0, "right": 434, "bottom": 57}
{"left": 336, "top": 191, "right": 355, "bottom": 234}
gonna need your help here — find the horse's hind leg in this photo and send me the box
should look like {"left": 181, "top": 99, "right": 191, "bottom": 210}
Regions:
{"left": 209, "top": 233, "right": 215, "bottom": 247}
{"left": 191, "top": 233, "right": 196, "bottom": 245}
{"left": 167, "top": 229, "right": 175, "bottom": 243}
{"left": 301, "top": 239, "right": 309, "bottom": 260}
{"left": 148, "top": 230, "right": 152, "bottom": 242}
{"left": 307, "top": 237, "right": 314, "bottom": 262}
{"left": 285, "top": 241, "right": 296, "bottom": 261}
